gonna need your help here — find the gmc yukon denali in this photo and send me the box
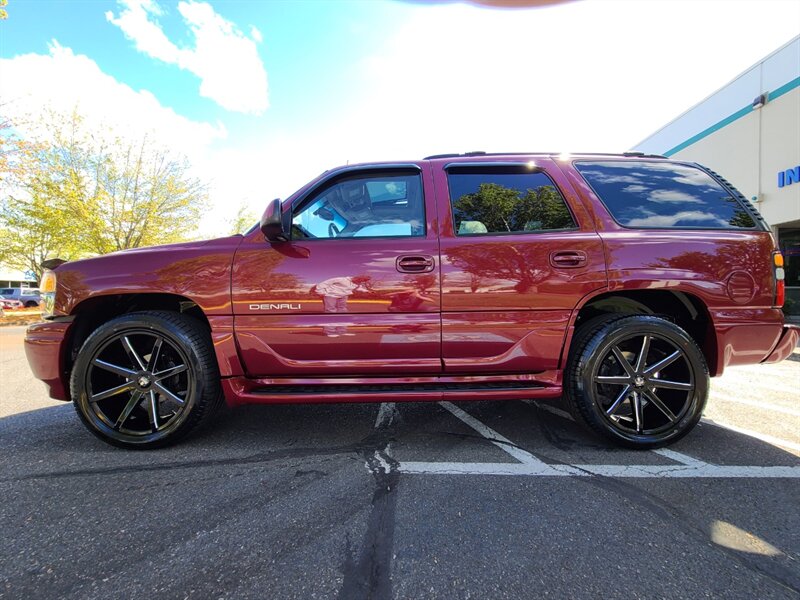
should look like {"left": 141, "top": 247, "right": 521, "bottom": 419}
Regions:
{"left": 25, "top": 152, "right": 798, "bottom": 449}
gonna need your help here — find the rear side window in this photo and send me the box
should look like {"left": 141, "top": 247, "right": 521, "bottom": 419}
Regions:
{"left": 575, "top": 161, "right": 756, "bottom": 229}
{"left": 447, "top": 167, "right": 576, "bottom": 235}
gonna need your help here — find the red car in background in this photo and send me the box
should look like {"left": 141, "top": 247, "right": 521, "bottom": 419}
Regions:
{"left": 24, "top": 152, "right": 798, "bottom": 449}
{"left": 0, "top": 296, "right": 24, "bottom": 310}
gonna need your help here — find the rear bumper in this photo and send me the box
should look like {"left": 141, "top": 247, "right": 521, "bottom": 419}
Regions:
{"left": 24, "top": 319, "right": 73, "bottom": 401}
{"left": 762, "top": 324, "right": 800, "bottom": 364}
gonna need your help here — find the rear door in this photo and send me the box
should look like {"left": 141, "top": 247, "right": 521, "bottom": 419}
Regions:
{"left": 232, "top": 164, "right": 442, "bottom": 376}
{"left": 433, "top": 158, "right": 607, "bottom": 374}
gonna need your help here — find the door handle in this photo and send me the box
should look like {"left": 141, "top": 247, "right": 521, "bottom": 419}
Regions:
{"left": 550, "top": 250, "right": 588, "bottom": 268}
{"left": 396, "top": 255, "right": 435, "bottom": 273}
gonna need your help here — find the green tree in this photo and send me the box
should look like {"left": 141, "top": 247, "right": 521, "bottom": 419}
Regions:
{"left": 0, "top": 111, "right": 208, "bottom": 277}
{"left": 228, "top": 202, "right": 257, "bottom": 235}
{"left": 452, "top": 183, "right": 573, "bottom": 233}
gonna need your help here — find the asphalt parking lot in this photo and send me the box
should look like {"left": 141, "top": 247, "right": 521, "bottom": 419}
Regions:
{"left": 1, "top": 325, "right": 799, "bottom": 599}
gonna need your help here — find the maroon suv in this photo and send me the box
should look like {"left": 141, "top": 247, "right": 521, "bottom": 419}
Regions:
{"left": 25, "top": 152, "right": 798, "bottom": 449}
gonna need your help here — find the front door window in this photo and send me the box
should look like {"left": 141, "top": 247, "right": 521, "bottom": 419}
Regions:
{"left": 292, "top": 174, "right": 425, "bottom": 239}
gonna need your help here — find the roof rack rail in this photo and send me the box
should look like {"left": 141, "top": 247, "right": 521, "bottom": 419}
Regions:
{"left": 423, "top": 151, "right": 487, "bottom": 160}
{"left": 424, "top": 151, "right": 667, "bottom": 160}
{"left": 622, "top": 151, "right": 667, "bottom": 158}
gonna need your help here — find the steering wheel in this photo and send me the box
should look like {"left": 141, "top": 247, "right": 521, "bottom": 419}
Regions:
{"left": 328, "top": 223, "right": 341, "bottom": 238}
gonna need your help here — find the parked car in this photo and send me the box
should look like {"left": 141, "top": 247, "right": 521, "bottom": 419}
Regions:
{"left": 0, "top": 288, "right": 41, "bottom": 308}
{"left": 25, "top": 152, "right": 798, "bottom": 449}
{"left": 0, "top": 296, "right": 24, "bottom": 310}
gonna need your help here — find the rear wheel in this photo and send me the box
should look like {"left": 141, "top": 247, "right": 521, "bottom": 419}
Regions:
{"left": 71, "top": 311, "right": 223, "bottom": 449}
{"left": 565, "top": 315, "right": 708, "bottom": 448}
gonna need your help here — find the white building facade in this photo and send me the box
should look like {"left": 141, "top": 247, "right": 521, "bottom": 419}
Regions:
{"left": 634, "top": 35, "right": 800, "bottom": 314}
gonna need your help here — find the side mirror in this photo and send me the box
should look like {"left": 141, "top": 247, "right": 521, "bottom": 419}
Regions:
{"left": 260, "top": 198, "right": 288, "bottom": 242}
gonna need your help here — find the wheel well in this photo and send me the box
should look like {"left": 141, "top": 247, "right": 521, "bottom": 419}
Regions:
{"left": 65, "top": 293, "right": 210, "bottom": 376}
{"left": 575, "top": 290, "right": 717, "bottom": 375}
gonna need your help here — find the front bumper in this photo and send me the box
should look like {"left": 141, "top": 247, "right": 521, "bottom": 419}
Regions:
{"left": 762, "top": 324, "right": 800, "bottom": 364}
{"left": 24, "top": 319, "right": 73, "bottom": 401}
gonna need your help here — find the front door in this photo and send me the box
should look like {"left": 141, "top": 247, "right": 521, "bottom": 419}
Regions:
{"left": 433, "top": 158, "right": 607, "bottom": 374}
{"left": 232, "top": 165, "right": 441, "bottom": 376}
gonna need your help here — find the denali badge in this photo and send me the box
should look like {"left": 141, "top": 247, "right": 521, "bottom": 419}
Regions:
{"left": 249, "top": 303, "right": 302, "bottom": 310}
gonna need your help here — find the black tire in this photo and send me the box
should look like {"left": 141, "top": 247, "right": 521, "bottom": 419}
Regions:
{"left": 25, "top": 301, "right": 39, "bottom": 308}
{"left": 565, "top": 314, "right": 709, "bottom": 449}
{"left": 70, "top": 311, "right": 224, "bottom": 449}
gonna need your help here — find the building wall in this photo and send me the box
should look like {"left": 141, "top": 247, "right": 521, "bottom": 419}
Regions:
{"left": 668, "top": 86, "right": 799, "bottom": 229}
{"left": 634, "top": 35, "right": 800, "bottom": 314}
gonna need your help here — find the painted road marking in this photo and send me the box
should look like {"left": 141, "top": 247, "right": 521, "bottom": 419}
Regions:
{"left": 398, "top": 462, "right": 800, "bottom": 478}
{"left": 527, "top": 399, "right": 800, "bottom": 454}
{"left": 439, "top": 401, "right": 547, "bottom": 467}
{"left": 651, "top": 448, "right": 710, "bottom": 468}
{"left": 701, "top": 418, "right": 800, "bottom": 452}
{"left": 711, "top": 393, "right": 800, "bottom": 418}
{"left": 393, "top": 402, "right": 800, "bottom": 479}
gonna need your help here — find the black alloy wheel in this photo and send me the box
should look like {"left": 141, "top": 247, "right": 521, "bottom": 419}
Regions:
{"left": 71, "top": 311, "right": 223, "bottom": 449}
{"left": 566, "top": 315, "right": 709, "bottom": 448}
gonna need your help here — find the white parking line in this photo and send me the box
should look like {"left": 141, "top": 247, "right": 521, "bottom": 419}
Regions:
{"left": 702, "top": 418, "right": 800, "bottom": 452}
{"left": 395, "top": 402, "right": 800, "bottom": 479}
{"left": 438, "top": 401, "right": 547, "bottom": 467}
{"left": 710, "top": 393, "right": 800, "bottom": 418}
{"left": 398, "top": 461, "right": 800, "bottom": 478}
{"left": 526, "top": 400, "right": 573, "bottom": 421}
{"left": 651, "top": 448, "right": 710, "bottom": 468}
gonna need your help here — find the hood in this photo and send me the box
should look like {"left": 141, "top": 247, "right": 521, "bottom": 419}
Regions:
{"left": 56, "top": 235, "right": 243, "bottom": 270}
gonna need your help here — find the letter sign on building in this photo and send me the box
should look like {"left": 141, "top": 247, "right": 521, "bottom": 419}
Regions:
{"left": 778, "top": 166, "right": 800, "bottom": 188}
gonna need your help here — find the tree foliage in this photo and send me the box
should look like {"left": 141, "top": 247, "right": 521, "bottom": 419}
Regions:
{"left": 0, "top": 111, "right": 208, "bottom": 279}
{"left": 228, "top": 202, "right": 257, "bottom": 235}
{"left": 452, "top": 183, "right": 574, "bottom": 233}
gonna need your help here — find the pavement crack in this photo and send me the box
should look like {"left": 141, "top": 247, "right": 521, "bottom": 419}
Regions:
{"left": 339, "top": 407, "right": 400, "bottom": 600}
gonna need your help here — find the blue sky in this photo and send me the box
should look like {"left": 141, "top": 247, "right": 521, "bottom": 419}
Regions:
{"left": 1, "top": 0, "right": 799, "bottom": 235}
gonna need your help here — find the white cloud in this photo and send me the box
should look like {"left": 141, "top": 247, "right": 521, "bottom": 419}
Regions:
{"left": 626, "top": 211, "right": 727, "bottom": 228}
{"left": 107, "top": 0, "right": 268, "bottom": 114}
{"left": 0, "top": 42, "right": 235, "bottom": 235}
{"left": 0, "top": 42, "right": 226, "bottom": 157}
{"left": 275, "top": 0, "right": 800, "bottom": 165}
{"left": 648, "top": 189, "right": 702, "bottom": 204}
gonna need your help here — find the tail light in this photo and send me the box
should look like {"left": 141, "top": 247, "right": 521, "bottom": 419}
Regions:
{"left": 773, "top": 252, "right": 785, "bottom": 307}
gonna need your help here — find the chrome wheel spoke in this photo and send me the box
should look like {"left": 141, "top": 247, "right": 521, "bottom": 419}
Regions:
{"left": 644, "top": 350, "right": 681, "bottom": 376}
{"left": 634, "top": 335, "right": 650, "bottom": 372}
{"left": 122, "top": 336, "right": 147, "bottom": 371}
{"left": 605, "top": 384, "right": 632, "bottom": 416}
{"left": 147, "top": 390, "right": 160, "bottom": 431}
{"left": 154, "top": 382, "right": 185, "bottom": 405}
{"left": 154, "top": 364, "right": 188, "bottom": 381}
{"left": 92, "top": 359, "right": 136, "bottom": 378}
{"left": 631, "top": 391, "right": 643, "bottom": 433}
{"left": 643, "top": 389, "right": 677, "bottom": 422}
{"left": 146, "top": 337, "right": 163, "bottom": 372}
{"left": 115, "top": 390, "right": 144, "bottom": 430}
{"left": 596, "top": 375, "right": 631, "bottom": 385}
{"left": 611, "top": 346, "right": 636, "bottom": 377}
{"left": 650, "top": 379, "right": 693, "bottom": 391}
{"left": 90, "top": 381, "right": 134, "bottom": 403}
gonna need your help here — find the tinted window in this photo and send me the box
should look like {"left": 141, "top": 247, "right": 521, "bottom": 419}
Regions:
{"left": 575, "top": 161, "right": 756, "bottom": 229}
{"left": 292, "top": 173, "right": 424, "bottom": 240}
{"left": 447, "top": 168, "right": 575, "bottom": 235}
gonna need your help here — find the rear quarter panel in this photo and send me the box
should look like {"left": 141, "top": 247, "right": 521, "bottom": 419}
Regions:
{"left": 558, "top": 159, "right": 783, "bottom": 374}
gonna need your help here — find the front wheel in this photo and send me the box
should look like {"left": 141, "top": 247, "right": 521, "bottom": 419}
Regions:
{"left": 565, "top": 315, "right": 709, "bottom": 449}
{"left": 70, "top": 311, "right": 223, "bottom": 449}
